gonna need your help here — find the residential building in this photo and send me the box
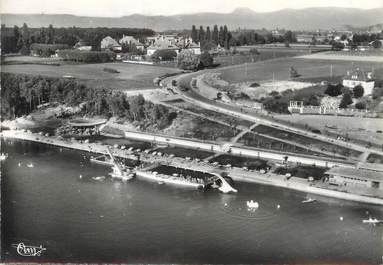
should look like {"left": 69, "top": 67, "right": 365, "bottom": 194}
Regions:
{"left": 74, "top": 40, "right": 92, "bottom": 51}
{"left": 119, "top": 35, "right": 145, "bottom": 51}
{"left": 342, "top": 68, "right": 375, "bottom": 95}
{"left": 101, "top": 36, "right": 122, "bottom": 51}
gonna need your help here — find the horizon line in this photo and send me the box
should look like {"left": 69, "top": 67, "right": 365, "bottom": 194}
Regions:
{"left": 1, "top": 6, "right": 382, "bottom": 18}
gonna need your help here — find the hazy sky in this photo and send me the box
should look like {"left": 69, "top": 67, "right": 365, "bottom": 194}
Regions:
{"left": 1, "top": 0, "right": 382, "bottom": 16}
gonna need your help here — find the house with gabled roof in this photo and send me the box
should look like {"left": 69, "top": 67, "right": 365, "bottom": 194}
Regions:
{"left": 342, "top": 68, "right": 375, "bottom": 95}
{"left": 119, "top": 35, "right": 145, "bottom": 51}
{"left": 101, "top": 36, "right": 122, "bottom": 52}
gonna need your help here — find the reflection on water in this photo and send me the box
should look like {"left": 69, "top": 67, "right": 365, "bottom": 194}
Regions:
{"left": 1, "top": 139, "right": 382, "bottom": 264}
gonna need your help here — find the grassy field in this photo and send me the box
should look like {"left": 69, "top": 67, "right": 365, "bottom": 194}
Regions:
{"left": 214, "top": 49, "right": 308, "bottom": 67}
{"left": 275, "top": 114, "right": 383, "bottom": 147}
{"left": 216, "top": 57, "right": 383, "bottom": 84}
{"left": 298, "top": 50, "right": 383, "bottom": 62}
{"left": 1, "top": 61, "right": 181, "bottom": 90}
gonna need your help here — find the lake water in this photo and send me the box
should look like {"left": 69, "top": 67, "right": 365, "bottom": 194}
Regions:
{"left": 1, "top": 139, "right": 382, "bottom": 263}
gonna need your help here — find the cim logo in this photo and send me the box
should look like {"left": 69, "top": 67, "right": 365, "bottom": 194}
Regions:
{"left": 12, "top": 242, "right": 46, "bottom": 257}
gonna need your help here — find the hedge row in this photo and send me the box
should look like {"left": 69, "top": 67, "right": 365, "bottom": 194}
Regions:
{"left": 57, "top": 49, "right": 116, "bottom": 63}
{"left": 30, "top": 43, "right": 71, "bottom": 57}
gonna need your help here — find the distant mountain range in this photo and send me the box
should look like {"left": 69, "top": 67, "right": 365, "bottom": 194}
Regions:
{"left": 1, "top": 7, "right": 383, "bottom": 31}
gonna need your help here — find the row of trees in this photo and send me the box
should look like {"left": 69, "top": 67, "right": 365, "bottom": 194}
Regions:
{"left": 30, "top": 43, "right": 70, "bottom": 57}
{"left": 1, "top": 73, "right": 176, "bottom": 130}
{"left": 1, "top": 23, "right": 155, "bottom": 54}
{"left": 191, "top": 25, "right": 232, "bottom": 49}
{"left": 57, "top": 49, "right": 115, "bottom": 63}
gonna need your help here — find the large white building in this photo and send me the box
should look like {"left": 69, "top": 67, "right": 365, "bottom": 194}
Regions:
{"left": 146, "top": 35, "right": 201, "bottom": 56}
{"left": 342, "top": 68, "right": 375, "bottom": 95}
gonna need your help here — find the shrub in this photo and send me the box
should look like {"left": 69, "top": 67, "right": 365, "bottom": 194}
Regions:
{"left": 249, "top": 48, "right": 260, "bottom": 55}
{"left": 151, "top": 49, "right": 177, "bottom": 61}
{"left": 339, "top": 93, "right": 353, "bottom": 108}
{"left": 19, "top": 45, "right": 30, "bottom": 55}
{"left": 199, "top": 51, "right": 214, "bottom": 68}
{"left": 103, "top": 67, "right": 120, "bottom": 73}
{"left": 325, "top": 83, "right": 343, "bottom": 97}
{"left": 355, "top": 102, "right": 366, "bottom": 109}
{"left": 177, "top": 49, "right": 200, "bottom": 70}
{"left": 353, "top": 84, "right": 364, "bottom": 98}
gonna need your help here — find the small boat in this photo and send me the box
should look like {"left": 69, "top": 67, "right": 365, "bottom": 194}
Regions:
{"left": 92, "top": 176, "right": 106, "bottom": 181}
{"left": 0, "top": 153, "right": 8, "bottom": 161}
{"left": 26, "top": 163, "right": 34, "bottom": 168}
{"left": 18, "top": 162, "right": 22, "bottom": 167}
{"left": 246, "top": 200, "right": 259, "bottom": 209}
{"left": 158, "top": 181, "right": 164, "bottom": 185}
{"left": 363, "top": 217, "right": 383, "bottom": 225}
{"left": 302, "top": 198, "right": 316, "bottom": 203}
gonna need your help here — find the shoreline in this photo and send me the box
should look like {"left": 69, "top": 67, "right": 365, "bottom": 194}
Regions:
{"left": 1, "top": 129, "right": 382, "bottom": 206}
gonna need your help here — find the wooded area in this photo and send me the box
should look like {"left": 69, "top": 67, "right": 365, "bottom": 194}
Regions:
{"left": 1, "top": 73, "right": 176, "bottom": 129}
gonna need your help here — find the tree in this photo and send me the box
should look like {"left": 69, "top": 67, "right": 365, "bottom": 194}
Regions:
{"left": 199, "top": 51, "right": 213, "bottom": 68}
{"left": 47, "top": 24, "right": 55, "bottom": 44}
{"left": 339, "top": 93, "right": 353, "bottom": 108}
{"left": 353, "top": 84, "right": 364, "bottom": 98}
{"left": 21, "top": 23, "right": 30, "bottom": 47}
{"left": 212, "top": 25, "right": 219, "bottom": 45}
{"left": 311, "top": 36, "right": 317, "bottom": 46}
{"left": 249, "top": 48, "right": 259, "bottom": 55}
{"left": 151, "top": 49, "right": 177, "bottom": 61}
{"left": 177, "top": 49, "right": 200, "bottom": 70}
{"left": 191, "top": 25, "right": 197, "bottom": 43}
{"left": 13, "top": 25, "right": 22, "bottom": 51}
{"left": 325, "top": 83, "right": 343, "bottom": 97}
{"left": 355, "top": 102, "right": 366, "bottom": 109}
{"left": 371, "top": 40, "right": 382, "bottom": 49}
{"left": 284, "top": 30, "right": 296, "bottom": 43}
{"left": 198, "top": 26, "right": 205, "bottom": 43}
{"left": 206, "top": 26, "right": 211, "bottom": 42}
{"left": 223, "top": 25, "right": 229, "bottom": 49}
{"left": 331, "top": 41, "right": 344, "bottom": 51}
{"left": 218, "top": 26, "right": 224, "bottom": 47}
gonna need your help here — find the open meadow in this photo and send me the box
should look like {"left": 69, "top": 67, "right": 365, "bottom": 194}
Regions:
{"left": 216, "top": 57, "right": 383, "bottom": 84}
{"left": 1, "top": 61, "right": 181, "bottom": 90}
{"left": 275, "top": 114, "right": 383, "bottom": 146}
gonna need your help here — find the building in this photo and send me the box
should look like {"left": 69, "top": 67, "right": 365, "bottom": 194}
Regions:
{"left": 146, "top": 35, "right": 200, "bottom": 56}
{"left": 74, "top": 40, "right": 92, "bottom": 51}
{"left": 342, "top": 68, "right": 375, "bottom": 95}
{"left": 101, "top": 36, "right": 122, "bottom": 52}
{"left": 119, "top": 35, "right": 145, "bottom": 51}
{"left": 325, "top": 166, "right": 383, "bottom": 190}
